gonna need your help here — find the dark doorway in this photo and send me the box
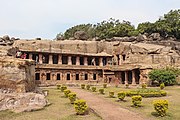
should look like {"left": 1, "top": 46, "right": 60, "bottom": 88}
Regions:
{"left": 35, "top": 73, "right": 40, "bottom": 80}
{"left": 46, "top": 73, "right": 51, "bottom": 80}
{"left": 57, "top": 73, "right": 60, "bottom": 80}
{"left": 122, "top": 54, "right": 126, "bottom": 61}
{"left": 62, "top": 55, "right": 68, "bottom": 64}
{"left": 88, "top": 57, "right": 93, "bottom": 65}
{"left": 67, "top": 73, "right": 70, "bottom": 80}
{"left": 76, "top": 74, "right": 79, "bottom": 80}
{"left": 32, "top": 54, "right": 39, "bottom": 63}
{"left": 26, "top": 53, "right": 29, "bottom": 59}
{"left": 135, "top": 69, "right": 140, "bottom": 84}
{"left": 80, "top": 57, "right": 84, "bottom": 65}
{"left": 72, "top": 56, "right": 76, "bottom": 65}
{"left": 128, "top": 71, "right": 132, "bottom": 84}
{"left": 43, "top": 54, "right": 49, "bottom": 64}
{"left": 93, "top": 73, "right": 96, "bottom": 80}
{"left": 121, "top": 71, "right": 125, "bottom": 84}
{"left": 53, "top": 54, "right": 58, "bottom": 64}
{"left": 85, "top": 73, "right": 88, "bottom": 80}
{"left": 95, "top": 57, "right": 99, "bottom": 66}
{"left": 103, "top": 57, "right": 107, "bottom": 66}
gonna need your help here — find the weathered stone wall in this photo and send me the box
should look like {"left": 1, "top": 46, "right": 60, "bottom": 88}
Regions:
{"left": 0, "top": 57, "right": 35, "bottom": 92}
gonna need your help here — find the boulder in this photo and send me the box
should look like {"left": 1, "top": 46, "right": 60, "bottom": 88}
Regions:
{"left": 2, "top": 35, "right": 10, "bottom": 41}
{"left": 149, "top": 33, "right": 161, "bottom": 40}
{"left": 0, "top": 92, "right": 49, "bottom": 112}
{"left": 74, "top": 31, "right": 89, "bottom": 40}
{"left": 137, "top": 34, "right": 147, "bottom": 42}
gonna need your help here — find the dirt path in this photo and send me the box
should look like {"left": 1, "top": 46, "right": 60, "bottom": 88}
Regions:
{"left": 70, "top": 87, "right": 146, "bottom": 120}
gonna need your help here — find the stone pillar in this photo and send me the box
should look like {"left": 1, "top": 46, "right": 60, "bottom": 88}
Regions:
{"left": 29, "top": 53, "right": 32, "bottom": 60}
{"left": 125, "top": 71, "right": 128, "bottom": 84}
{"left": 93, "top": 57, "right": 96, "bottom": 66}
{"left": 119, "top": 55, "right": 122, "bottom": 65}
{"left": 84, "top": 57, "right": 88, "bottom": 66}
{"left": 132, "top": 70, "right": 136, "bottom": 85}
{"left": 49, "top": 54, "right": 53, "bottom": 64}
{"left": 58, "top": 54, "right": 62, "bottom": 65}
{"left": 39, "top": 54, "right": 43, "bottom": 64}
{"left": 76, "top": 56, "right": 80, "bottom": 65}
{"left": 68, "top": 56, "right": 72, "bottom": 65}
{"left": 99, "top": 57, "right": 103, "bottom": 66}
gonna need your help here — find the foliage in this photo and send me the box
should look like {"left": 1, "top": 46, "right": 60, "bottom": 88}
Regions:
{"left": 141, "top": 83, "right": 147, "bottom": 89}
{"left": 99, "top": 88, "right": 105, "bottom": 94}
{"left": 126, "top": 89, "right": 167, "bottom": 98}
{"left": 86, "top": 84, "right": 90, "bottom": 90}
{"left": 132, "top": 95, "right": 142, "bottom": 107}
{"left": 57, "top": 9, "right": 180, "bottom": 40}
{"left": 61, "top": 86, "right": 67, "bottom": 92}
{"left": 109, "top": 91, "right": 115, "bottom": 98}
{"left": 74, "top": 99, "right": 88, "bottom": 115}
{"left": 117, "top": 91, "right": 126, "bottom": 101}
{"left": 160, "top": 83, "right": 165, "bottom": 90}
{"left": 148, "top": 69, "right": 176, "bottom": 85}
{"left": 91, "top": 87, "right": 96, "bottom": 92}
{"left": 103, "top": 83, "right": 107, "bottom": 88}
{"left": 81, "top": 84, "right": 85, "bottom": 89}
{"left": 64, "top": 89, "right": 71, "bottom": 98}
{"left": 153, "top": 100, "right": 168, "bottom": 117}
{"left": 125, "top": 84, "right": 129, "bottom": 89}
{"left": 57, "top": 84, "right": 61, "bottom": 89}
{"left": 68, "top": 93, "right": 76, "bottom": 104}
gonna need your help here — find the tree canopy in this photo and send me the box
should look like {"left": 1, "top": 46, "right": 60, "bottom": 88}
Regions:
{"left": 56, "top": 9, "right": 180, "bottom": 40}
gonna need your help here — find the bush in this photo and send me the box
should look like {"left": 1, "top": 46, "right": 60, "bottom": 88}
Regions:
{"left": 126, "top": 89, "right": 167, "bottom": 97}
{"left": 81, "top": 84, "right": 85, "bottom": 89}
{"left": 109, "top": 91, "right": 115, "bottom": 98}
{"left": 117, "top": 91, "right": 126, "bottom": 100}
{"left": 57, "top": 84, "right": 61, "bottom": 89}
{"left": 103, "top": 83, "right": 107, "bottom": 88}
{"left": 86, "top": 85, "right": 90, "bottom": 90}
{"left": 99, "top": 88, "right": 105, "bottom": 94}
{"left": 68, "top": 93, "right": 76, "bottom": 104}
{"left": 160, "top": 83, "right": 165, "bottom": 90}
{"left": 64, "top": 89, "right": 71, "bottom": 97}
{"left": 142, "top": 83, "right": 147, "bottom": 89}
{"left": 153, "top": 100, "right": 168, "bottom": 117}
{"left": 91, "top": 87, "right": 96, "bottom": 92}
{"left": 148, "top": 69, "right": 176, "bottom": 86}
{"left": 61, "top": 86, "right": 67, "bottom": 92}
{"left": 74, "top": 99, "right": 88, "bottom": 115}
{"left": 132, "top": 95, "right": 142, "bottom": 107}
{"left": 125, "top": 84, "right": 129, "bottom": 88}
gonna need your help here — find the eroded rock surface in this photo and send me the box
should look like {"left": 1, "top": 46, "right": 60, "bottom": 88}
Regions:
{"left": 0, "top": 92, "right": 48, "bottom": 113}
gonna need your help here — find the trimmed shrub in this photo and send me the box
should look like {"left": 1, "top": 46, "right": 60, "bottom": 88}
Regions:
{"left": 153, "top": 100, "right": 168, "bottom": 117}
{"left": 117, "top": 91, "right": 126, "bottom": 100}
{"left": 86, "top": 84, "right": 90, "bottom": 90}
{"left": 109, "top": 91, "right": 115, "bottom": 98}
{"left": 61, "top": 86, "right": 67, "bottom": 92}
{"left": 132, "top": 95, "right": 142, "bottom": 107}
{"left": 81, "top": 84, "right": 85, "bottom": 89}
{"left": 103, "top": 83, "right": 107, "bottom": 88}
{"left": 74, "top": 99, "right": 88, "bottom": 115}
{"left": 125, "top": 84, "right": 129, "bottom": 88}
{"left": 142, "top": 83, "right": 147, "bottom": 89}
{"left": 126, "top": 89, "right": 167, "bottom": 97}
{"left": 68, "top": 93, "right": 76, "bottom": 104}
{"left": 64, "top": 89, "right": 71, "bottom": 97}
{"left": 99, "top": 88, "right": 105, "bottom": 94}
{"left": 160, "top": 83, "right": 165, "bottom": 90}
{"left": 57, "top": 84, "right": 61, "bottom": 89}
{"left": 91, "top": 87, "right": 96, "bottom": 92}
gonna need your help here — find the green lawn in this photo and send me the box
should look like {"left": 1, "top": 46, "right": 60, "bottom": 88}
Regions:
{"left": 88, "top": 85, "right": 180, "bottom": 120}
{"left": 0, "top": 88, "right": 102, "bottom": 120}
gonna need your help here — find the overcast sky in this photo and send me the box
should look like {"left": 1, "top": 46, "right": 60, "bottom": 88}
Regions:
{"left": 0, "top": 0, "right": 179, "bottom": 39}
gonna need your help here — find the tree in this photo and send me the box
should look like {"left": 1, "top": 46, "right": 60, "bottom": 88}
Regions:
{"left": 148, "top": 69, "right": 176, "bottom": 85}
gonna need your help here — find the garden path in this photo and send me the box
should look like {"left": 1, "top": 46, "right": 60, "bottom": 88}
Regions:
{"left": 69, "top": 87, "right": 147, "bottom": 120}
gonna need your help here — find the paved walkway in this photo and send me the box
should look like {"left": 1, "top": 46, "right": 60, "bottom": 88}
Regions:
{"left": 69, "top": 88, "right": 146, "bottom": 120}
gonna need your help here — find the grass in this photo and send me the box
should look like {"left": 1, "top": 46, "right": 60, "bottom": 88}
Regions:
{"left": 0, "top": 88, "right": 102, "bottom": 120}
{"left": 88, "top": 85, "right": 180, "bottom": 120}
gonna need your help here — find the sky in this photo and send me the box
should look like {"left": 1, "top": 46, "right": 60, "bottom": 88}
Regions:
{"left": 0, "top": 0, "right": 179, "bottom": 39}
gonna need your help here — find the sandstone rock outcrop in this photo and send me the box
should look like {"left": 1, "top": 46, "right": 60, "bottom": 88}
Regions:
{"left": 0, "top": 57, "right": 35, "bottom": 93}
{"left": 74, "top": 31, "right": 89, "bottom": 40}
{"left": 0, "top": 92, "right": 48, "bottom": 112}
